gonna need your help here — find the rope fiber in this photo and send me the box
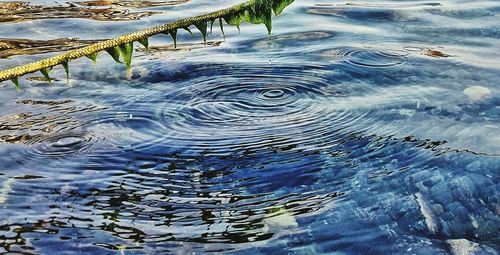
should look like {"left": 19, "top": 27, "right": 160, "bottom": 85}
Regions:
{"left": 0, "top": 0, "right": 282, "bottom": 86}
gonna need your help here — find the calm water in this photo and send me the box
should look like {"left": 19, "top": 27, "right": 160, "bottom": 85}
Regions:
{"left": 0, "top": 0, "right": 499, "bottom": 254}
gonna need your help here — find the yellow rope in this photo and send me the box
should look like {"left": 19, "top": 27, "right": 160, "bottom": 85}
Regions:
{"left": 0, "top": 1, "right": 254, "bottom": 82}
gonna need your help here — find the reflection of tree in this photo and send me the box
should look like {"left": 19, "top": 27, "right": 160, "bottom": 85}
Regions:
{"left": 80, "top": 152, "right": 341, "bottom": 244}
{"left": 0, "top": 128, "right": 464, "bottom": 253}
{"left": 0, "top": 38, "right": 102, "bottom": 59}
{"left": 0, "top": 217, "right": 66, "bottom": 253}
{"left": 0, "top": 100, "right": 101, "bottom": 144}
{"left": 0, "top": 149, "right": 338, "bottom": 252}
{"left": 75, "top": 0, "right": 190, "bottom": 8}
{"left": 0, "top": 0, "right": 183, "bottom": 23}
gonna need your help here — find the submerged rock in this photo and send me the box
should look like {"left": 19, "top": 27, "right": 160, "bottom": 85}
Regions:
{"left": 264, "top": 207, "right": 298, "bottom": 228}
{"left": 446, "top": 239, "right": 497, "bottom": 255}
{"left": 448, "top": 239, "right": 479, "bottom": 255}
{"left": 463, "top": 86, "right": 492, "bottom": 102}
{"left": 416, "top": 192, "right": 439, "bottom": 234}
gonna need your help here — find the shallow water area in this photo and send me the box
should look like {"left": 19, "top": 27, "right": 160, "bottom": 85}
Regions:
{"left": 0, "top": 0, "right": 499, "bottom": 254}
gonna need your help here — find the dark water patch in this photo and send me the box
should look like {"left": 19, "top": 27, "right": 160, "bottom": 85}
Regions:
{"left": 250, "top": 31, "right": 336, "bottom": 49}
{"left": 306, "top": 1, "right": 443, "bottom": 23}
{"left": 306, "top": 5, "right": 413, "bottom": 22}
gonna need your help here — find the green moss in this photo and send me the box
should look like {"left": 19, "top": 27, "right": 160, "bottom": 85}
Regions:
{"left": 61, "top": 61, "right": 69, "bottom": 81}
{"left": 87, "top": 52, "right": 99, "bottom": 64}
{"left": 273, "top": 0, "right": 294, "bottom": 15}
{"left": 119, "top": 42, "right": 134, "bottom": 72}
{"left": 195, "top": 21, "right": 208, "bottom": 43}
{"left": 11, "top": 77, "right": 20, "bottom": 92}
{"left": 105, "top": 46, "right": 123, "bottom": 64}
{"left": 219, "top": 18, "right": 225, "bottom": 39}
{"left": 138, "top": 38, "right": 149, "bottom": 50}
{"left": 169, "top": 29, "right": 178, "bottom": 48}
{"left": 183, "top": 26, "right": 194, "bottom": 36}
{"left": 40, "top": 67, "right": 52, "bottom": 84}
{"left": 224, "top": 11, "right": 245, "bottom": 32}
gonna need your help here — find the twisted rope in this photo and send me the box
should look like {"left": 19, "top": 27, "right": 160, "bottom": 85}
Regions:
{"left": 0, "top": 1, "right": 254, "bottom": 83}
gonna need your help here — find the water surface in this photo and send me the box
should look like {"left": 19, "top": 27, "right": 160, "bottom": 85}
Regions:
{"left": 0, "top": 0, "right": 499, "bottom": 254}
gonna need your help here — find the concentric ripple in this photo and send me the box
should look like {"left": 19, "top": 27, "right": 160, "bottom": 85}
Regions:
{"left": 2, "top": 62, "right": 484, "bottom": 253}
{"left": 143, "top": 65, "right": 369, "bottom": 156}
{"left": 24, "top": 132, "right": 96, "bottom": 158}
{"left": 323, "top": 47, "right": 408, "bottom": 68}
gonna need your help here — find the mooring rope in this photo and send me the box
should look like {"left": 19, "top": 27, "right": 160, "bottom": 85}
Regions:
{"left": 0, "top": 0, "right": 293, "bottom": 89}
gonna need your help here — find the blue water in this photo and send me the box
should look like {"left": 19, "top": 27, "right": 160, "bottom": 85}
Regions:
{"left": 0, "top": 0, "right": 499, "bottom": 254}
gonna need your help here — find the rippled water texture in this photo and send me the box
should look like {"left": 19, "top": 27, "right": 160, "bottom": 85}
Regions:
{"left": 0, "top": 0, "right": 499, "bottom": 254}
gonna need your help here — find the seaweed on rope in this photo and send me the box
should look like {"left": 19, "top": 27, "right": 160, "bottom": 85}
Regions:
{"left": 0, "top": 0, "right": 294, "bottom": 91}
